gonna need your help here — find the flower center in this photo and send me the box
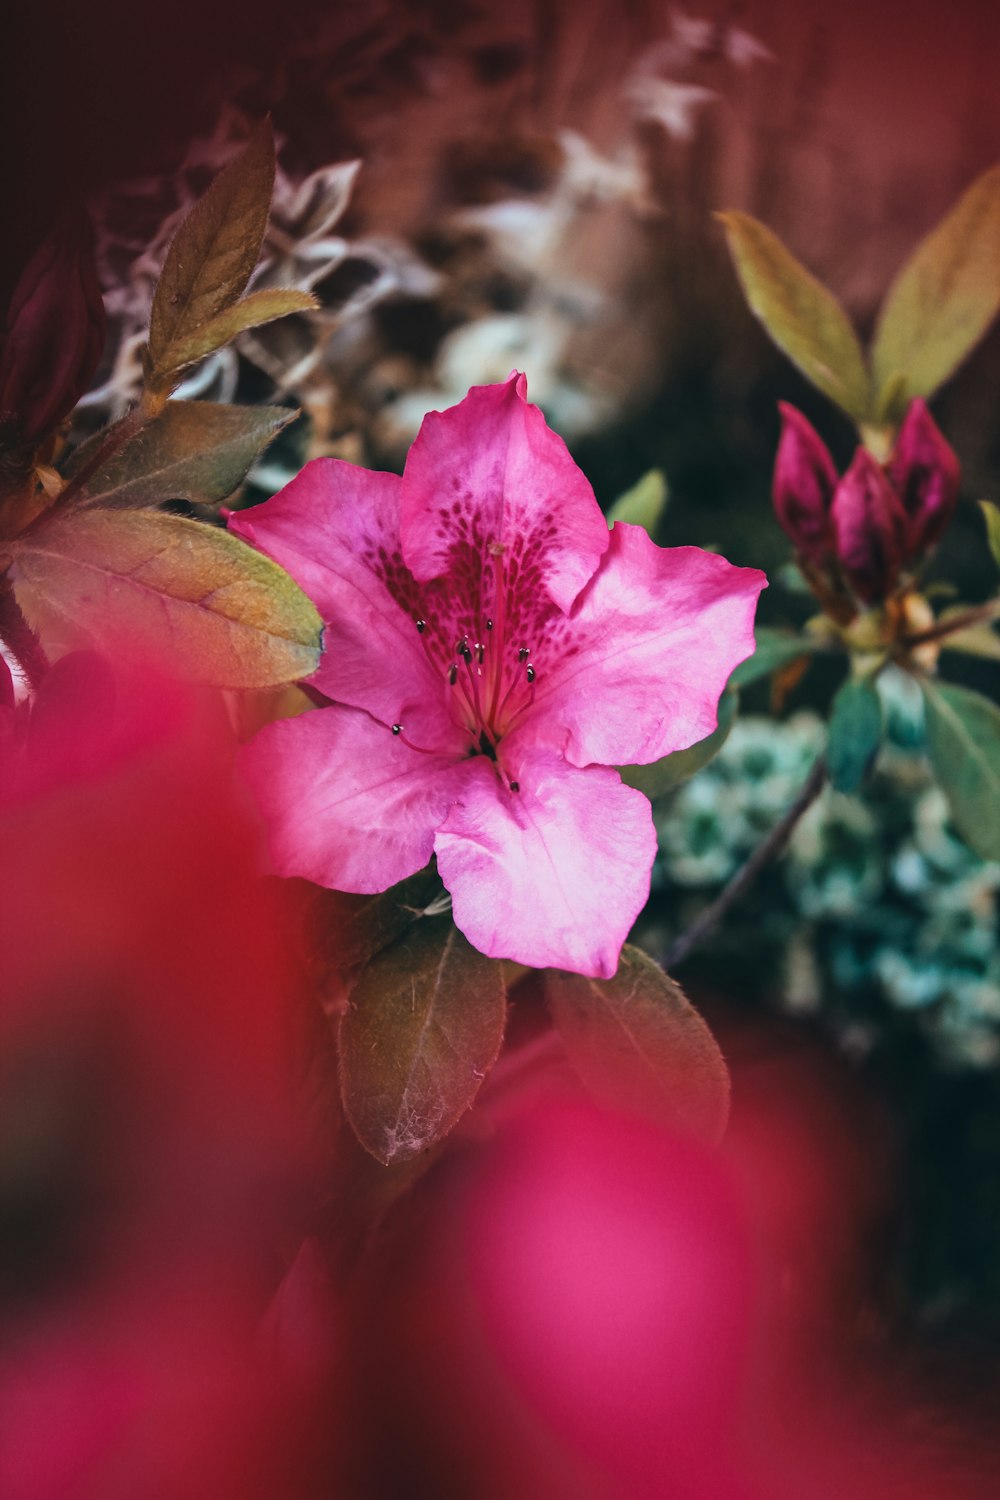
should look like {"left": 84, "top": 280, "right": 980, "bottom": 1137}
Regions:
{"left": 377, "top": 533, "right": 560, "bottom": 783}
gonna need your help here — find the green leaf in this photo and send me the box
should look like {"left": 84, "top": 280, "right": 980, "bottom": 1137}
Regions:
{"left": 872, "top": 165, "right": 1000, "bottom": 415}
{"left": 980, "top": 500, "right": 1000, "bottom": 570}
{"left": 155, "top": 289, "right": 318, "bottom": 378}
{"left": 10, "top": 508, "right": 323, "bottom": 687}
{"left": 606, "top": 469, "right": 669, "bottom": 534}
{"left": 148, "top": 121, "right": 275, "bottom": 371}
{"left": 544, "top": 945, "right": 730, "bottom": 1143}
{"left": 339, "top": 917, "right": 507, "bottom": 1164}
{"left": 939, "top": 624, "right": 1000, "bottom": 661}
{"left": 718, "top": 210, "right": 870, "bottom": 422}
{"left": 921, "top": 679, "right": 1000, "bottom": 860}
{"left": 620, "top": 687, "right": 737, "bottom": 798}
{"left": 826, "top": 676, "right": 882, "bottom": 792}
{"left": 79, "top": 401, "right": 295, "bottom": 508}
{"left": 729, "top": 626, "right": 817, "bottom": 689}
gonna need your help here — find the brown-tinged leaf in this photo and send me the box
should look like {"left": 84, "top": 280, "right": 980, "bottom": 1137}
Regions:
{"left": 719, "top": 210, "right": 870, "bottom": 422}
{"left": 301, "top": 867, "right": 445, "bottom": 1003}
{"left": 544, "top": 944, "right": 730, "bottom": 1143}
{"left": 872, "top": 165, "right": 1000, "bottom": 417}
{"left": 79, "top": 401, "right": 295, "bottom": 508}
{"left": 339, "top": 917, "right": 507, "bottom": 1164}
{"left": 770, "top": 651, "right": 811, "bottom": 712}
{"left": 148, "top": 121, "right": 275, "bottom": 370}
{"left": 9, "top": 507, "right": 323, "bottom": 687}
{"left": 155, "top": 289, "right": 318, "bottom": 379}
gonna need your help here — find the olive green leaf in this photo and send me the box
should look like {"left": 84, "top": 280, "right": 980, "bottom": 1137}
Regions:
{"left": 9, "top": 508, "right": 323, "bottom": 687}
{"left": 607, "top": 468, "right": 669, "bottom": 534}
{"left": 302, "top": 867, "right": 446, "bottom": 998}
{"left": 939, "top": 624, "right": 1000, "bottom": 661}
{"left": 154, "top": 289, "right": 318, "bottom": 380}
{"left": 620, "top": 686, "right": 737, "bottom": 798}
{"left": 544, "top": 944, "right": 730, "bottom": 1143}
{"left": 718, "top": 210, "right": 870, "bottom": 422}
{"left": 826, "top": 676, "right": 882, "bottom": 793}
{"left": 79, "top": 401, "right": 296, "bottom": 508}
{"left": 872, "top": 165, "right": 1000, "bottom": 418}
{"left": 148, "top": 120, "right": 276, "bottom": 371}
{"left": 980, "top": 500, "right": 1000, "bottom": 570}
{"left": 921, "top": 678, "right": 1000, "bottom": 860}
{"left": 339, "top": 918, "right": 507, "bottom": 1164}
{"left": 729, "top": 626, "right": 818, "bottom": 690}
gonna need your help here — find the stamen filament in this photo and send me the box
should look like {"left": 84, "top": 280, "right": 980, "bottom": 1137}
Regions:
{"left": 389, "top": 723, "right": 442, "bottom": 756}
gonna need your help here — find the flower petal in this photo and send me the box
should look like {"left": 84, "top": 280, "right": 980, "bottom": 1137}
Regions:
{"left": 228, "top": 461, "right": 464, "bottom": 752}
{"left": 399, "top": 373, "right": 609, "bottom": 614}
{"left": 831, "top": 448, "right": 908, "bottom": 605}
{"left": 772, "top": 403, "right": 838, "bottom": 560}
{"left": 887, "top": 398, "right": 960, "bottom": 558}
{"left": 240, "top": 706, "right": 462, "bottom": 893}
{"left": 524, "top": 523, "right": 766, "bottom": 768}
{"left": 434, "top": 747, "right": 656, "bottom": 978}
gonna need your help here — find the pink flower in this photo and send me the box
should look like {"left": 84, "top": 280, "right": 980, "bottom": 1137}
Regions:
{"left": 773, "top": 400, "right": 962, "bottom": 613}
{"left": 830, "top": 448, "right": 909, "bottom": 606}
{"left": 230, "top": 375, "right": 765, "bottom": 977}
{"left": 887, "top": 397, "right": 960, "bottom": 558}
{"left": 772, "top": 402, "right": 839, "bottom": 564}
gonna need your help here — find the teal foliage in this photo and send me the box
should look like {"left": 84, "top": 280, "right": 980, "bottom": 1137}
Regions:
{"left": 651, "top": 672, "right": 1000, "bottom": 1067}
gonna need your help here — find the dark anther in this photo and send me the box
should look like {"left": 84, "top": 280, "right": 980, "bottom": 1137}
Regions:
{"left": 415, "top": 619, "right": 426, "bottom": 633}
{"left": 475, "top": 643, "right": 485, "bottom": 664}
{"left": 391, "top": 723, "right": 402, "bottom": 735}
{"left": 509, "top": 781, "right": 520, "bottom": 792}
{"left": 526, "top": 664, "right": 536, "bottom": 683}
{"left": 486, "top": 618, "right": 494, "bottom": 630}
{"left": 447, "top": 664, "right": 458, "bottom": 685}
{"left": 477, "top": 730, "right": 497, "bottom": 761}
{"left": 518, "top": 646, "right": 530, "bottom": 661}
{"left": 459, "top": 641, "right": 472, "bottom": 662}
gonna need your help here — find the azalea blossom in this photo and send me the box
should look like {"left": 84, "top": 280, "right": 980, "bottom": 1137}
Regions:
{"left": 772, "top": 400, "right": 961, "bottom": 610}
{"left": 230, "top": 374, "right": 764, "bottom": 977}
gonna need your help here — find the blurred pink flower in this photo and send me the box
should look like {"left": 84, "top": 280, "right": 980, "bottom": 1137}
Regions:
{"left": 887, "top": 397, "right": 961, "bottom": 558}
{"left": 772, "top": 402, "right": 839, "bottom": 566}
{"left": 830, "top": 447, "right": 909, "bottom": 606}
{"left": 772, "top": 400, "right": 961, "bottom": 609}
{"left": 0, "top": 664, "right": 330, "bottom": 1500}
{"left": 230, "top": 374, "right": 765, "bottom": 976}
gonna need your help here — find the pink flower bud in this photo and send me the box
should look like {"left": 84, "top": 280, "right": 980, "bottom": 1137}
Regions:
{"left": 772, "top": 404, "right": 839, "bottom": 561}
{"left": 831, "top": 448, "right": 908, "bottom": 605}
{"left": 0, "top": 213, "right": 106, "bottom": 447}
{"left": 887, "top": 398, "right": 960, "bottom": 558}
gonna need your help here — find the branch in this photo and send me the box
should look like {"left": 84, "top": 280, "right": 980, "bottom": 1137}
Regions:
{"left": 899, "top": 598, "right": 1000, "bottom": 650}
{"left": 665, "top": 754, "right": 827, "bottom": 971}
{"left": 45, "top": 405, "right": 147, "bottom": 518}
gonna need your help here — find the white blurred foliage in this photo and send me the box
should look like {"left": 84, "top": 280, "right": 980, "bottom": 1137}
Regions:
{"left": 83, "top": 106, "right": 435, "bottom": 419}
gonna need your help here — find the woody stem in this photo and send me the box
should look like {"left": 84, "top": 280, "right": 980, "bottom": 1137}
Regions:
{"left": 40, "top": 405, "right": 147, "bottom": 520}
{"left": 664, "top": 754, "right": 827, "bottom": 972}
{"left": 898, "top": 598, "right": 1000, "bottom": 650}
